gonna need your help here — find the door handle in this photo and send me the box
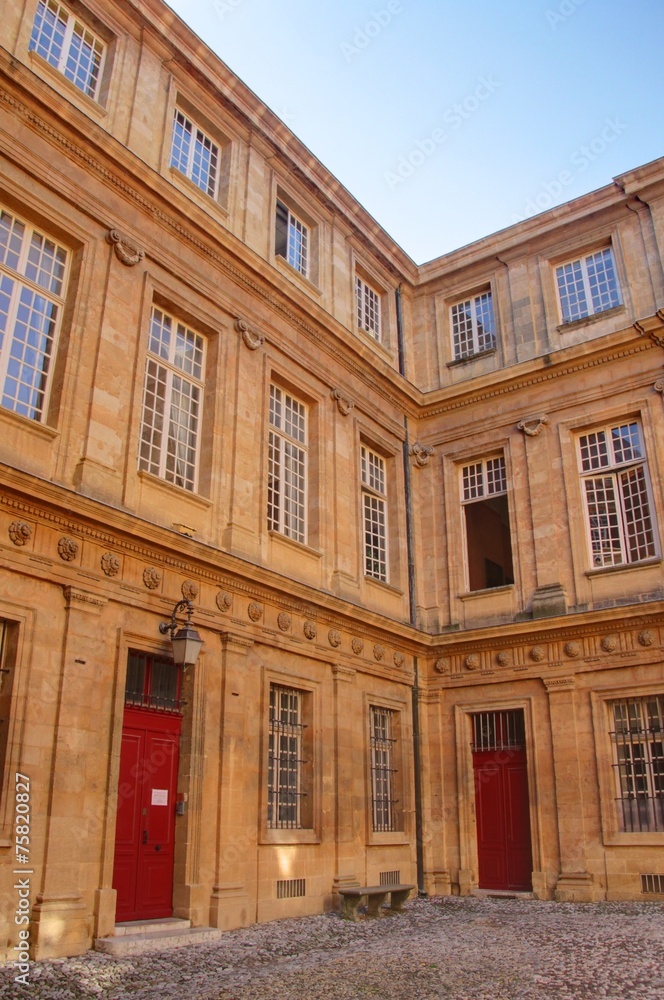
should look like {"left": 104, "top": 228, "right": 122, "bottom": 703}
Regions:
{"left": 142, "top": 830, "right": 148, "bottom": 845}
{"left": 155, "top": 844, "right": 161, "bottom": 852}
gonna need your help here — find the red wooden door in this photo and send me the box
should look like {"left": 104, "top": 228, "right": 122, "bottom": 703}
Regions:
{"left": 472, "top": 711, "right": 533, "bottom": 891}
{"left": 113, "top": 706, "right": 181, "bottom": 921}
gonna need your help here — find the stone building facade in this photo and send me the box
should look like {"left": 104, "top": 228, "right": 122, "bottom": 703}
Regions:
{"left": 0, "top": 0, "right": 662, "bottom": 962}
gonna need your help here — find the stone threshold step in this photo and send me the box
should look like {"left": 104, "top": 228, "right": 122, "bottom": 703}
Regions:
{"left": 471, "top": 889, "right": 534, "bottom": 899}
{"left": 94, "top": 925, "right": 223, "bottom": 957}
{"left": 114, "top": 917, "right": 191, "bottom": 936}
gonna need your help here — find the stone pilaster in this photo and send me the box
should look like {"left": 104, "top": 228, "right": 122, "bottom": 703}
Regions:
{"left": 331, "top": 663, "right": 361, "bottom": 894}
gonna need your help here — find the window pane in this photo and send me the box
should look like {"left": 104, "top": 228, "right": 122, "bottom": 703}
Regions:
{"left": 556, "top": 259, "right": 587, "bottom": 323}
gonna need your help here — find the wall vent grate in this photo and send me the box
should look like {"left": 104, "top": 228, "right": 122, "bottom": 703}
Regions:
{"left": 380, "top": 870, "right": 400, "bottom": 886}
{"left": 277, "top": 878, "right": 306, "bottom": 899}
{"left": 641, "top": 874, "right": 664, "bottom": 895}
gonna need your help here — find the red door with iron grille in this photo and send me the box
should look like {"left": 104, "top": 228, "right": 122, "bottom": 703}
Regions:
{"left": 472, "top": 710, "right": 533, "bottom": 891}
{"left": 112, "top": 653, "right": 182, "bottom": 922}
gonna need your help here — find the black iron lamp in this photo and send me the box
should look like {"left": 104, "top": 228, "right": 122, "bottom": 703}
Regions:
{"left": 159, "top": 599, "right": 204, "bottom": 668}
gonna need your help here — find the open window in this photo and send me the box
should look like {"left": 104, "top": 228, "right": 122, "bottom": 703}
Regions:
{"left": 461, "top": 455, "right": 514, "bottom": 591}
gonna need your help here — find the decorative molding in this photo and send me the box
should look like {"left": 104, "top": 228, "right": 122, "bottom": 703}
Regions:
{"left": 351, "top": 637, "right": 364, "bottom": 655}
{"left": 247, "top": 601, "right": 263, "bottom": 622}
{"left": 564, "top": 641, "right": 581, "bottom": 658}
{"left": 142, "top": 567, "right": 161, "bottom": 590}
{"left": 654, "top": 379, "right": 664, "bottom": 397}
{"left": 182, "top": 580, "right": 199, "bottom": 601}
{"left": 393, "top": 652, "right": 405, "bottom": 669}
{"left": 331, "top": 663, "right": 356, "bottom": 681}
{"left": 638, "top": 629, "right": 656, "bottom": 647}
{"left": 434, "top": 657, "right": 449, "bottom": 674}
{"left": 465, "top": 654, "right": 480, "bottom": 671}
{"left": 410, "top": 442, "right": 434, "bottom": 467}
{"left": 235, "top": 317, "right": 264, "bottom": 351}
{"left": 106, "top": 228, "right": 145, "bottom": 267}
{"left": 328, "top": 629, "right": 342, "bottom": 648}
{"left": 600, "top": 635, "right": 618, "bottom": 653}
{"left": 543, "top": 676, "right": 575, "bottom": 691}
{"left": 303, "top": 620, "right": 317, "bottom": 640}
{"left": 529, "top": 645, "right": 546, "bottom": 662}
{"left": 57, "top": 536, "right": 79, "bottom": 561}
{"left": 496, "top": 651, "right": 512, "bottom": 668}
{"left": 8, "top": 520, "right": 32, "bottom": 546}
{"left": 277, "top": 611, "right": 291, "bottom": 632}
{"left": 634, "top": 315, "right": 664, "bottom": 349}
{"left": 331, "top": 388, "right": 354, "bottom": 416}
{"left": 216, "top": 591, "right": 232, "bottom": 612}
{"left": 517, "top": 415, "right": 549, "bottom": 437}
{"left": 62, "top": 585, "right": 106, "bottom": 613}
{"left": 100, "top": 552, "right": 120, "bottom": 577}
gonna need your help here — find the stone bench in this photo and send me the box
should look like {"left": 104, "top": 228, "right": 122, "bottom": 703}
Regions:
{"left": 338, "top": 883, "right": 415, "bottom": 921}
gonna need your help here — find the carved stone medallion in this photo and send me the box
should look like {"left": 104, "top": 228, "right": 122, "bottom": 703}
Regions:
{"left": 277, "top": 611, "right": 291, "bottom": 632}
{"left": 143, "top": 567, "right": 161, "bottom": 590}
{"left": 303, "top": 620, "right": 317, "bottom": 640}
{"left": 351, "top": 637, "right": 364, "bottom": 655}
{"left": 328, "top": 629, "right": 342, "bottom": 648}
{"left": 182, "top": 580, "right": 199, "bottom": 601}
{"left": 57, "top": 536, "right": 79, "bottom": 561}
{"left": 107, "top": 228, "right": 145, "bottom": 267}
{"left": 600, "top": 635, "right": 618, "bottom": 653}
{"left": 373, "top": 644, "right": 385, "bottom": 662}
{"left": 465, "top": 654, "right": 480, "bottom": 671}
{"left": 434, "top": 657, "right": 449, "bottom": 674}
{"left": 393, "top": 652, "right": 405, "bottom": 669}
{"left": 8, "top": 521, "right": 32, "bottom": 546}
{"left": 248, "top": 601, "right": 263, "bottom": 622}
{"left": 216, "top": 591, "right": 232, "bottom": 612}
{"left": 564, "top": 641, "right": 581, "bottom": 658}
{"left": 101, "top": 552, "right": 120, "bottom": 577}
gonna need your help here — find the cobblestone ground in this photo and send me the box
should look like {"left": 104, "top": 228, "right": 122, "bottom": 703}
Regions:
{"left": 1, "top": 896, "right": 663, "bottom": 1000}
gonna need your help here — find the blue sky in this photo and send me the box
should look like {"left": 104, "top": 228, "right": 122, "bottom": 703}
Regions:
{"left": 164, "top": 0, "right": 664, "bottom": 264}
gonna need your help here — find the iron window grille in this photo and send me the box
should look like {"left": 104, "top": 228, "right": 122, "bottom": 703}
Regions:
{"left": 125, "top": 651, "right": 183, "bottom": 713}
{"left": 610, "top": 696, "right": 663, "bottom": 833}
{"left": 29, "top": 0, "right": 105, "bottom": 100}
{"left": 138, "top": 306, "right": 205, "bottom": 492}
{"left": 556, "top": 247, "right": 621, "bottom": 324}
{"left": 267, "top": 384, "right": 307, "bottom": 543}
{"left": 170, "top": 110, "right": 220, "bottom": 199}
{"left": 362, "top": 446, "right": 388, "bottom": 582}
{"left": 356, "top": 276, "right": 381, "bottom": 341}
{"left": 268, "top": 684, "right": 308, "bottom": 829}
{"left": 0, "top": 206, "right": 68, "bottom": 422}
{"left": 370, "top": 706, "right": 398, "bottom": 832}
{"left": 275, "top": 200, "right": 309, "bottom": 277}
{"left": 450, "top": 291, "right": 495, "bottom": 360}
{"left": 578, "top": 421, "right": 657, "bottom": 569}
{"left": 461, "top": 455, "right": 514, "bottom": 591}
{"left": 471, "top": 710, "right": 526, "bottom": 752}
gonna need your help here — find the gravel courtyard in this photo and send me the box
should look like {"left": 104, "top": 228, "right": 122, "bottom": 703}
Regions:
{"left": 1, "top": 895, "right": 663, "bottom": 1000}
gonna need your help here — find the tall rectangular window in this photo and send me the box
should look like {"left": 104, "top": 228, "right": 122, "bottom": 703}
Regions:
{"left": 268, "top": 384, "right": 307, "bottom": 543}
{"left": 275, "top": 200, "right": 309, "bottom": 277}
{"left": 268, "top": 684, "right": 311, "bottom": 830}
{"left": 361, "top": 446, "right": 388, "bottom": 582}
{"left": 29, "top": 0, "right": 105, "bottom": 100}
{"left": 170, "top": 110, "right": 220, "bottom": 199}
{"left": 451, "top": 291, "right": 495, "bottom": 360}
{"left": 556, "top": 247, "right": 621, "bottom": 324}
{"left": 370, "top": 706, "right": 398, "bottom": 832}
{"left": 138, "top": 306, "right": 205, "bottom": 492}
{"left": 356, "top": 276, "right": 381, "bottom": 341}
{"left": 461, "top": 455, "right": 514, "bottom": 591}
{"left": 610, "top": 696, "right": 663, "bottom": 833}
{"left": 578, "top": 421, "right": 657, "bottom": 568}
{"left": 0, "top": 207, "right": 68, "bottom": 422}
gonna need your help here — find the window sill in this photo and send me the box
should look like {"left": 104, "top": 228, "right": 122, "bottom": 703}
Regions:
{"left": 447, "top": 347, "right": 497, "bottom": 368}
{"left": 137, "top": 469, "right": 212, "bottom": 509}
{"left": 260, "top": 829, "right": 320, "bottom": 846}
{"left": 556, "top": 304, "right": 625, "bottom": 333}
{"left": 167, "top": 167, "right": 229, "bottom": 219}
{"left": 28, "top": 51, "right": 108, "bottom": 120}
{"left": 602, "top": 831, "right": 664, "bottom": 848}
{"left": 364, "top": 575, "right": 404, "bottom": 597}
{"left": 0, "top": 405, "right": 59, "bottom": 441}
{"left": 268, "top": 530, "right": 322, "bottom": 559}
{"left": 367, "top": 830, "right": 408, "bottom": 847}
{"left": 274, "top": 254, "right": 321, "bottom": 296}
{"left": 585, "top": 556, "right": 662, "bottom": 579}
{"left": 458, "top": 584, "right": 514, "bottom": 601}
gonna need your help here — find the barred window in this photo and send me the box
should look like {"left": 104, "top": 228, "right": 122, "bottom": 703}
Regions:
{"left": 370, "top": 706, "right": 398, "bottom": 832}
{"left": 29, "top": 0, "right": 105, "bottom": 100}
{"left": 361, "top": 446, "right": 388, "bottom": 582}
{"left": 275, "top": 200, "right": 309, "bottom": 277}
{"left": 451, "top": 291, "right": 495, "bottom": 360}
{"left": 461, "top": 455, "right": 513, "bottom": 591}
{"left": 138, "top": 306, "right": 205, "bottom": 492}
{"left": 556, "top": 247, "right": 621, "bottom": 324}
{"left": 268, "top": 685, "right": 311, "bottom": 830}
{"left": 0, "top": 207, "right": 68, "bottom": 422}
{"left": 578, "top": 421, "right": 657, "bottom": 569}
{"left": 610, "top": 696, "right": 663, "bottom": 833}
{"left": 268, "top": 384, "right": 307, "bottom": 543}
{"left": 356, "top": 276, "right": 381, "bottom": 341}
{"left": 170, "top": 109, "right": 220, "bottom": 199}
{"left": 125, "top": 651, "right": 182, "bottom": 714}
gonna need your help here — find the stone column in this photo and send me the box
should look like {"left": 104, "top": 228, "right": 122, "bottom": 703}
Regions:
{"left": 544, "top": 676, "right": 594, "bottom": 901}
{"left": 331, "top": 663, "right": 362, "bottom": 893}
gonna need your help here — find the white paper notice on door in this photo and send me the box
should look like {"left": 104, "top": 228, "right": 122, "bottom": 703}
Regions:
{"left": 152, "top": 789, "right": 168, "bottom": 806}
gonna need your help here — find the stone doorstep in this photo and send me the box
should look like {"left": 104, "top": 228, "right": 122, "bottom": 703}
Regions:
{"left": 94, "top": 918, "right": 223, "bottom": 957}
{"left": 471, "top": 889, "right": 535, "bottom": 900}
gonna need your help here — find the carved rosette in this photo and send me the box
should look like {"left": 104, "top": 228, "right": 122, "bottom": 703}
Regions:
{"left": 100, "top": 552, "right": 120, "bottom": 577}
{"left": 530, "top": 645, "right": 546, "bottom": 662}
{"left": 434, "top": 657, "right": 449, "bottom": 674}
{"left": 303, "top": 620, "right": 317, "bottom": 640}
{"left": 107, "top": 228, "right": 145, "bottom": 267}
{"left": 564, "top": 641, "right": 581, "bottom": 658}
{"left": 517, "top": 415, "right": 549, "bottom": 437}
{"left": 247, "top": 602, "right": 263, "bottom": 622}
{"left": 8, "top": 521, "right": 32, "bottom": 546}
{"left": 373, "top": 644, "right": 385, "bottom": 662}
{"left": 143, "top": 567, "right": 161, "bottom": 590}
{"left": 465, "top": 654, "right": 480, "bottom": 671}
{"left": 600, "top": 635, "right": 618, "bottom": 653}
{"left": 235, "top": 317, "right": 264, "bottom": 351}
{"left": 351, "top": 637, "right": 364, "bottom": 655}
{"left": 182, "top": 580, "right": 199, "bottom": 601}
{"left": 328, "top": 629, "right": 342, "bottom": 648}
{"left": 638, "top": 629, "right": 656, "bottom": 647}
{"left": 277, "top": 611, "right": 291, "bottom": 632}
{"left": 57, "top": 536, "right": 79, "bottom": 562}
{"left": 393, "top": 652, "right": 405, "bottom": 669}
{"left": 496, "top": 651, "right": 512, "bottom": 668}
{"left": 655, "top": 379, "right": 664, "bottom": 397}
{"left": 410, "top": 442, "right": 434, "bottom": 467}
{"left": 216, "top": 591, "right": 232, "bottom": 612}
{"left": 331, "top": 388, "right": 354, "bottom": 416}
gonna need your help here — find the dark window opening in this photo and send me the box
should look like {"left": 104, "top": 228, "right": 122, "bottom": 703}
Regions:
{"left": 465, "top": 494, "right": 514, "bottom": 591}
{"left": 125, "top": 651, "right": 182, "bottom": 713}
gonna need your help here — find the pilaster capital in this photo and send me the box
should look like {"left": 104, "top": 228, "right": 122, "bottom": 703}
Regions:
{"left": 219, "top": 631, "right": 254, "bottom": 656}
{"left": 543, "top": 675, "right": 575, "bottom": 693}
{"left": 331, "top": 663, "right": 356, "bottom": 682}
{"left": 62, "top": 585, "right": 107, "bottom": 615}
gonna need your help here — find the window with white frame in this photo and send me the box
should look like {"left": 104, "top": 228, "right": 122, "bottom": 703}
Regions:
{"left": 0, "top": 207, "right": 68, "bottom": 422}
{"left": 610, "top": 695, "right": 663, "bottom": 833}
{"left": 268, "top": 384, "right": 307, "bottom": 543}
{"left": 370, "top": 706, "right": 399, "bottom": 832}
{"left": 577, "top": 421, "right": 657, "bottom": 569}
{"left": 450, "top": 291, "right": 495, "bottom": 360}
{"left": 268, "top": 684, "right": 312, "bottom": 830}
{"left": 356, "top": 276, "right": 381, "bottom": 341}
{"left": 461, "top": 455, "right": 514, "bottom": 591}
{"left": 361, "top": 446, "right": 388, "bottom": 582}
{"left": 138, "top": 306, "right": 205, "bottom": 492}
{"left": 29, "top": 0, "right": 105, "bottom": 100}
{"left": 275, "top": 200, "right": 309, "bottom": 277}
{"left": 556, "top": 247, "right": 621, "bottom": 324}
{"left": 170, "top": 109, "right": 220, "bottom": 199}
